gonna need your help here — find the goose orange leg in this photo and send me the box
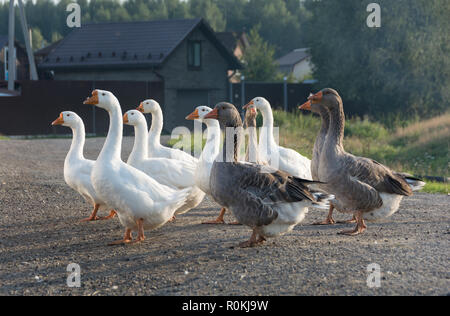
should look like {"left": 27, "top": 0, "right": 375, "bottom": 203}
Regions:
{"left": 202, "top": 207, "right": 227, "bottom": 225}
{"left": 239, "top": 229, "right": 259, "bottom": 248}
{"left": 239, "top": 229, "right": 266, "bottom": 248}
{"left": 80, "top": 204, "right": 100, "bottom": 222}
{"left": 108, "top": 228, "right": 133, "bottom": 246}
{"left": 99, "top": 210, "right": 117, "bottom": 221}
{"left": 312, "top": 205, "right": 336, "bottom": 226}
{"left": 338, "top": 211, "right": 367, "bottom": 236}
{"left": 130, "top": 219, "right": 146, "bottom": 244}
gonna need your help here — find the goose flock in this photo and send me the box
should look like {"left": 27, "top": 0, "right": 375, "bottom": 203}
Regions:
{"left": 51, "top": 88, "right": 425, "bottom": 247}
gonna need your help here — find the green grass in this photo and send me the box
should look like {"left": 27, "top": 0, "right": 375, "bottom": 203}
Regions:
{"left": 422, "top": 182, "right": 449, "bottom": 194}
{"left": 173, "top": 110, "right": 448, "bottom": 194}
{"left": 271, "top": 110, "right": 449, "bottom": 179}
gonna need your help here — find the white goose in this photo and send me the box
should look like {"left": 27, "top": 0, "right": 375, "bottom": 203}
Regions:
{"left": 244, "top": 97, "right": 312, "bottom": 180}
{"left": 51, "top": 111, "right": 116, "bottom": 222}
{"left": 124, "top": 109, "right": 205, "bottom": 215}
{"left": 84, "top": 90, "right": 192, "bottom": 245}
{"left": 137, "top": 99, "right": 198, "bottom": 164}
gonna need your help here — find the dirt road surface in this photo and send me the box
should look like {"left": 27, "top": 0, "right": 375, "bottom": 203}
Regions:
{"left": 0, "top": 138, "right": 449, "bottom": 296}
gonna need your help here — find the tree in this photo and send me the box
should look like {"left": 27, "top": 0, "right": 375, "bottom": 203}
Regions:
{"left": 303, "top": 0, "right": 450, "bottom": 119}
{"left": 241, "top": 26, "right": 281, "bottom": 82}
{"left": 189, "top": 0, "right": 226, "bottom": 31}
{"left": 31, "top": 28, "right": 47, "bottom": 50}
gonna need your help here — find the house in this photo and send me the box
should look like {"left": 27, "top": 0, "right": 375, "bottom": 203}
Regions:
{"left": 216, "top": 32, "right": 249, "bottom": 82}
{"left": 216, "top": 32, "right": 249, "bottom": 60}
{"left": 276, "top": 48, "right": 314, "bottom": 82}
{"left": 0, "top": 35, "right": 30, "bottom": 81}
{"left": 38, "top": 18, "right": 242, "bottom": 130}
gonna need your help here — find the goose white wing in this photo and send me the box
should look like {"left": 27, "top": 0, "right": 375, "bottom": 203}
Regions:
{"left": 130, "top": 157, "right": 197, "bottom": 189}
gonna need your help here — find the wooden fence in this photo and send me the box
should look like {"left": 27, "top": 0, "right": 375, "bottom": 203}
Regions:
{"left": 0, "top": 80, "right": 164, "bottom": 136}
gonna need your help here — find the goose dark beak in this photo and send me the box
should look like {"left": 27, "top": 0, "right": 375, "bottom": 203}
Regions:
{"left": 204, "top": 108, "right": 219, "bottom": 120}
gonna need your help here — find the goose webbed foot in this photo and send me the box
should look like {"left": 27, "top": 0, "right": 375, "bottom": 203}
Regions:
{"left": 338, "top": 212, "right": 366, "bottom": 236}
{"left": 98, "top": 210, "right": 117, "bottom": 221}
{"left": 228, "top": 221, "right": 242, "bottom": 226}
{"left": 80, "top": 216, "right": 100, "bottom": 222}
{"left": 312, "top": 217, "right": 336, "bottom": 226}
{"left": 80, "top": 204, "right": 101, "bottom": 222}
{"left": 239, "top": 230, "right": 265, "bottom": 248}
{"left": 108, "top": 229, "right": 133, "bottom": 246}
{"left": 202, "top": 208, "right": 226, "bottom": 225}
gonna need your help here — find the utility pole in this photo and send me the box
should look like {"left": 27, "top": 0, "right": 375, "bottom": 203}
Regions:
{"left": 8, "top": 0, "right": 15, "bottom": 90}
{"left": 7, "top": 0, "right": 39, "bottom": 91}
{"left": 18, "top": 0, "right": 38, "bottom": 80}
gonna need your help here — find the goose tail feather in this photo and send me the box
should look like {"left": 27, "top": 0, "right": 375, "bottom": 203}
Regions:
{"left": 311, "top": 191, "right": 335, "bottom": 210}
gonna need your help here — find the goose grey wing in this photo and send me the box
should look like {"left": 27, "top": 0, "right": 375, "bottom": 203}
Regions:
{"left": 232, "top": 163, "right": 318, "bottom": 227}
{"left": 342, "top": 154, "right": 412, "bottom": 196}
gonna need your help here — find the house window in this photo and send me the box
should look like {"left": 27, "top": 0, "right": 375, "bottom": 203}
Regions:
{"left": 188, "top": 41, "right": 201, "bottom": 69}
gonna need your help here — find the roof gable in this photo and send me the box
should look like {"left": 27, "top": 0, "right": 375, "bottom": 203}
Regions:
{"left": 276, "top": 48, "right": 310, "bottom": 67}
{"left": 39, "top": 19, "right": 241, "bottom": 70}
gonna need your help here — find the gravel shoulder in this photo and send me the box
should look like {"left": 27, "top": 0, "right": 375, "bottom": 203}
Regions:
{"left": 0, "top": 138, "right": 449, "bottom": 296}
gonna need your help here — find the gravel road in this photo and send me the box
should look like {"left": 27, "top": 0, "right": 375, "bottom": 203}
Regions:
{"left": 0, "top": 138, "right": 449, "bottom": 296}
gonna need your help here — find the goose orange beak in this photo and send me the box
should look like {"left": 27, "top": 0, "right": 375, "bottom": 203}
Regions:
{"left": 84, "top": 90, "right": 99, "bottom": 105}
{"left": 123, "top": 113, "right": 129, "bottom": 124}
{"left": 243, "top": 100, "right": 254, "bottom": 110}
{"left": 204, "top": 108, "right": 219, "bottom": 120}
{"left": 137, "top": 103, "right": 144, "bottom": 113}
{"left": 299, "top": 91, "right": 324, "bottom": 110}
{"left": 51, "top": 113, "right": 64, "bottom": 126}
{"left": 299, "top": 100, "right": 311, "bottom": 111}
{"left": 186, "top": 109, "right": 199, "bottom": 120}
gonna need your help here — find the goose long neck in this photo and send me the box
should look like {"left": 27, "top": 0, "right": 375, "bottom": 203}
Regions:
{"left": 317, "top": 108, "right": 330, "bottom": 148}
{"left": 260, "top": 106, "right": 276, "bottom": 146}
{"left": 67, "top": 121, "right": 85, "bottom": 162}
{"left": 327, "top": 104, "right": 345, "bottom": 151}
{"left": 130, "top": 121, "right": 149, "bottom": 161}
{"left": 200, "top": 120, "right": 221, "bottom": 163}
{"left": 148, "top": 108, "right": 163, "bottom": 148}
{"left": 246, "top": 125, "right": 259, "bottom": 163}
{"left": 221, "top": 125, "right": 243, "bottom": 163}
{"left": 99, "top": 103, "right": 123, "bottom": 161}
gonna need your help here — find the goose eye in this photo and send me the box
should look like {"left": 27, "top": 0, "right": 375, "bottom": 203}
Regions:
{"left": 102, "top": 93, "right": 105, "bottom": 96}
{"left": 67, "top": 114, "right": 70, "bottom": 117}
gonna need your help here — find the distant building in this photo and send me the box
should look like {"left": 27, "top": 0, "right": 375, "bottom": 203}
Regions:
{"left": 276, "top": 48, "right": 314, "bottom": 82}
{"left": 38, "top": 18, "right": 242, "bottom": 130}
{"left": 216, "top": 32, "right": 249, "bottom": 83}
{"left": 216, "top": 32, "right": 249, "bottom": 60}
{"left": 0, "top": 35, "right": 30, "bottom": 81}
